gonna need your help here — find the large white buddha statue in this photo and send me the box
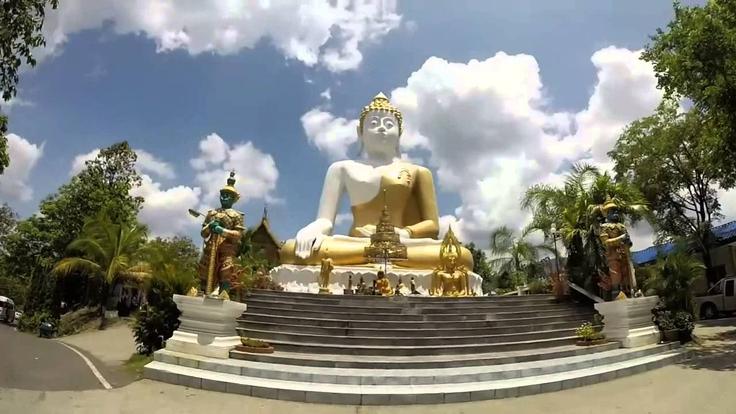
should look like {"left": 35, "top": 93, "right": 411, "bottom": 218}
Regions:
{"left": 279, "top": 93, "right": 474, "bottom": 270}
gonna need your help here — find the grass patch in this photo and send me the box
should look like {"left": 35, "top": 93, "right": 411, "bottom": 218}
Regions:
{"left": 124, "top": 353, "right": 153, "bottom": 379}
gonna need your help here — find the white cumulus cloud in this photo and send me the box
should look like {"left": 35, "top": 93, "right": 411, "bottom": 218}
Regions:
{"left": 40, "top": 0, "right": 401, "bottom": 72}
{"left": 190, "top": 133, "right": 279, "bottom": 205}
{"left": 301, "top": 108, "right": 359, "bottom": 160}
{"left": 0, "top": 134, "right": 44, "bottom": 203}
{"left": 131, "top": 174, "right": 201, "bottom": 238}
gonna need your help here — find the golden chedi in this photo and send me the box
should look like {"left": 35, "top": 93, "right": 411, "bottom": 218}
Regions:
{"left": 279, "top": 93, "right": 473, "bottom": 269}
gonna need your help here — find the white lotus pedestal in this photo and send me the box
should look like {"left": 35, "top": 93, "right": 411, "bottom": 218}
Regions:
{"left": 594, "top": 296, "right": 660, "bottom": 348}
{"left": 164, "top": 294, "right": 247, "bottom": 359}
{"left": 271, "top": 264, "right": 484, "bottom": 296}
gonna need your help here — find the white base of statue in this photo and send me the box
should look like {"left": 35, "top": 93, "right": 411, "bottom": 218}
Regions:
{"left": 594, "top": 296, "right": 660, "bottom": 348}
{"left": 270, "top": 264, "right": 483, "bottom": 296}
{"left": 164, "top": 294, "right": 247, "bottom": 359}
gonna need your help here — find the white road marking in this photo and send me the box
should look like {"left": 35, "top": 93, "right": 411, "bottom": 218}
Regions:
{"left": 57, "top": 341, "right": 113, "bottom": 390}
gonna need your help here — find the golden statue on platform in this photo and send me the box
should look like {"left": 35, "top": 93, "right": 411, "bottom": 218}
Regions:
{"left": 279, "top": 93, "right": 473, "bottom": 269}
{"left": 598, "top": 197, "right": 637, "bottom": 297}
{"left": 375, "top": 270, "right": 393, "bottom": 296}
{"left": 195, "top": 172, "right": 245, "bottom": 297}
{"left": 430, "top": 227, "right": 470, "bottom": 297}
{"left": 318, "top": 258, "right": 334, "bottom": 294}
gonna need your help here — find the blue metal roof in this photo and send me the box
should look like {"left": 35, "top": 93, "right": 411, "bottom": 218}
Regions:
{"left": 631, "top": 220, "right": 736, "bottom": 265}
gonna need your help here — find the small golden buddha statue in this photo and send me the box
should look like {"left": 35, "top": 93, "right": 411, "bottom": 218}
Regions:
{"left": 279, "top": 93, "right": 473, "bottom": 270}
{"left": 430, "top": 227, "right": 470, "bottom": 297}
{"left": 318, "top": 258, "right": 333, "bottom": 294}
{"left": 375, "top": 270, "right": 393, "bottom": 296}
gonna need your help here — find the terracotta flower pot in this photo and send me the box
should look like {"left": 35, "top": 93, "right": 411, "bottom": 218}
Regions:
{"left": 661, "top": 329, "right": 679, "bottom": 343}
{"left": 576, "top": 338, "right": 606, "bottom": 346}
{"left": 235, "top": 344, "right": 275, "bottom": 354}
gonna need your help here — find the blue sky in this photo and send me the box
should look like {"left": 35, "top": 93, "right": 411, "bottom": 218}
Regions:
{"left": 3, "top": 0, "right": 721, "bottom": 250}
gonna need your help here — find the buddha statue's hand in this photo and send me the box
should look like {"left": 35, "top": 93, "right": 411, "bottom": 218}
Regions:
{"left": 208, "top": 220, "right": 221, "bottom": 230}
{"left": 295, "top": 219, "right": 332, "bottom": 259}
{"left": 354, "top": 224, "right": 376, "bottom": 237}
{"left": 213, "top": 225, "right": 225, "bottom": 235}
{"left": 395, "top": 227, "right": 411, "bottom": 239}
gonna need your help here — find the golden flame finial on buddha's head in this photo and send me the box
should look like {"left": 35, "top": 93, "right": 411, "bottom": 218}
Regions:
{"left": 359, "top": 92, "right": 404, "bottom": 136}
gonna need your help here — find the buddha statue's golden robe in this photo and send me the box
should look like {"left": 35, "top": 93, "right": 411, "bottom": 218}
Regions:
{"left": 280, "top": 165, "right": 473, "bottom": 269}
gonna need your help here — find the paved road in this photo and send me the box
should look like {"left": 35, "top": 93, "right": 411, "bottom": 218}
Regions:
{"left": 0, "top": 323, "right": 102, "bottom": 391}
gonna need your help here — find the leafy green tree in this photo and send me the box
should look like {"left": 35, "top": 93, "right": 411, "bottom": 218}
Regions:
{"left": 142, "top": 236, "right": 199, "bottom": 295}
{"left": 464, "top": 242, "right": 494, "bottom": 293}
{"left": 645, "top": 249, "right": 705, "bottom": 313}
{"left": 5, "top": 142, "right": 144, "bottom": 316}
{"left": 52, "top": 213, "right": 149, "bottom": 328}
{"left": 610, "top": 100, "right": 731, "bottom": 284}
{"left": 0, "top": 203, "right": 17, "bottom": 253}
{"left": 489, "top": 226, "right": 551, "bottom": 287}
{"left": 522, "top": 163, "right": 648, "bottom": 290}
{"left": 0, "top": 0, "right": 59, "bottom": 174}
{"left": 642, "top": 0, "right": 736, "bottom": 174}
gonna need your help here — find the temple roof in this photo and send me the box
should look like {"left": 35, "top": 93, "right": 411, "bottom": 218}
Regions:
{"left": 631, "top": 219, "right": 736, "bottom": 265}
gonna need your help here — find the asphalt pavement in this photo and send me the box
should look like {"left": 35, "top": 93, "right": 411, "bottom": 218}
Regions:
{"left": 0, "top": 323, "right": 102, "bottom": 391}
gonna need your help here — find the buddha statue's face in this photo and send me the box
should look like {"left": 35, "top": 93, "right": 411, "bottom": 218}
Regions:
{"left": 359, "top": 110, "right": 400, "bottom": 159}
{"left": 220, "top": 191, "right": 237, "bottom": 209}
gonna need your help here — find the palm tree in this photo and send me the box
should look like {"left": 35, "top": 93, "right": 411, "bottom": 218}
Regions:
{"left": 52, "top": 213, "right": 149, "bottom": 328}
{"left": 489, "top": 226, "right": 552, "bottom": 287}
{"left": 141, "top": 239, "right": 198, "bottom": 295}
{"left": 522, "top": 163, "right": 649, "bottom": 290}
{"left": 645, "top": 249, "right": 705, "bottom": 313}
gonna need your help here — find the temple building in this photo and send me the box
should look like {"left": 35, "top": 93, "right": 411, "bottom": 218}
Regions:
{"left": 250, "top": 206, "right": 281, "bottom": 265}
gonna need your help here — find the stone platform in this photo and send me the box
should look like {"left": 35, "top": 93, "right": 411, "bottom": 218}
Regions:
{"left": 145, "top": 290, "right": 686, "bottom": 405}
{"left": 270, "top": 264, "right": 484, "bottom": 295}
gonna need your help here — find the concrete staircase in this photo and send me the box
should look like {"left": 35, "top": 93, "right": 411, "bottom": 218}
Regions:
{"left": 144, "top": 289, "right": 686, "bottom": 405}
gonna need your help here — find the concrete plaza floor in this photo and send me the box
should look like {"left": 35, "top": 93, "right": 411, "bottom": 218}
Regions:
{"left": 1, "top": 318, "right": 734, "bottom": 413}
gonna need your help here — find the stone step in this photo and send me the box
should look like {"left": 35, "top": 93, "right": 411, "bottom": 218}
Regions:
{"left": 235, "top": 319, "right": 589, "bottom": 337}
{"left": 237, "top": 326, "right": 577, "bottom": 347}
{"left": 230, "top": 342, "right": 621, "bottom": 369}
{"left": 244, "top": 298, "right": 574, "bottom": 314}
{"left": 145, "top": 347, "right": 687, "bottom": 404}
{"left": 250, "top": 335, "right": 583, "bottom": 356}
{"left": 244, "top": 305, "right": 594, "bottom": 322}
{"left": 155, "top": 343, "right": 678, "bottom": 386}
{"left": 246, "top": 290, "right": 556, "bottom": 306}
{"left": 239, "top": 312, "right": 595, "bottom": 330}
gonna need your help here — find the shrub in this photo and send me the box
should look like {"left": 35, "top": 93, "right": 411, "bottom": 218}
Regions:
{"left": 132, "top": 279, "right": 180, "bottom": 355}
{"left": 575, "top": 322, "right": 604, "bottom": 341}
{"left": 57, "top": 307, "right": 100, "bottom": 336}
{"left": 652, "top": 307, "right": 676, "bottom": 331}
{"left": 673, "top": 311, "right": 694, "bottom": 333}
{"left": 528, "top": 278, "right": 551, "bottom": 294}
{"left": 18, "top": 310, "right": 56, "bottom": 334}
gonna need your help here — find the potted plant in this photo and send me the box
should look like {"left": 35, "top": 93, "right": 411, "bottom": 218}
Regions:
{"left": 653, "top": 309, "right": 678, "bottom": 342}
{"left": 237, "top": 337, "right": 275, "bottom": 354}
{"left": 575, "top": 322, "right": 605, "bottom": 346}
{"left": 674, "top": 311, "right": 694, "bottom": 344}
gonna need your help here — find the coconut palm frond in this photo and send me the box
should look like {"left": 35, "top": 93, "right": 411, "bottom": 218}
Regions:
{"left": 52, "top": 257, "right": 102, "bottom": 277}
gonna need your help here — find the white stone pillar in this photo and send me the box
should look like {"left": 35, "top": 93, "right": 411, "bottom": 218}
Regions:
{"left": 594, "top": 296, "right": 660, "bottom": 348}
{"left": 164, "top": 294, "right": 247, "bottom": 359}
